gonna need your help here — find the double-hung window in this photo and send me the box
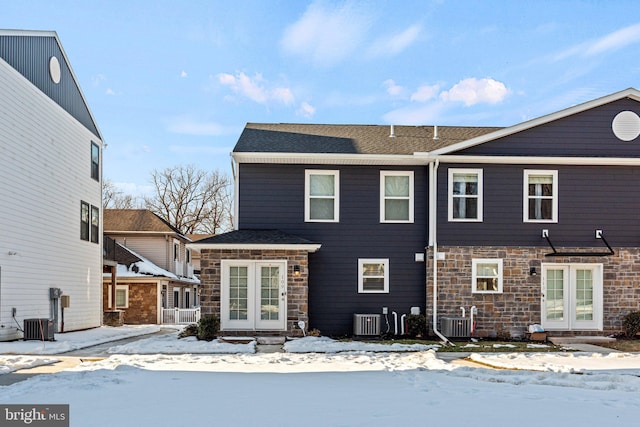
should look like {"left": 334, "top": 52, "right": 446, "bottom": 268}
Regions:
{"left": 305, "top": 170, "right": 339, "bottom": 222}
{"left": 472, "top": 259, "right": 503, "bottom": 293}
{"left": 90, "top": 206, "right": 99, "bottom": 243}
{"left": 358, "top": 259, "right": 389, "bottom": 293}
{"left": 380, "top": 171, "right": 414, "bottom": 223}
{"left": 524, "top": 170, "right": 558, "bottom": 223}
{"left": 91, "top": 142, "right": 100, "bottom": 181}
{"left": 448, "top": 169, "right": 482, "bottom": 221}
{"left": 81, "top": 201, "right": 99, "bottom": 243}
{"left": 80, "top": 201, "right": 90, "bottom": 241}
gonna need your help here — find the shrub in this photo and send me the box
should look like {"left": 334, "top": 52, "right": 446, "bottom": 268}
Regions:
{"left": 178, "top": 323, "right": 198, "bottom": 339}
{"left": 622, "top": 311, "right": 640, "bottom": 338}
{"left": 406, "top": 314, "right": 427, "bottom": 338}
{"left": 197, "top": 315, "right": 220, "bottom": 341}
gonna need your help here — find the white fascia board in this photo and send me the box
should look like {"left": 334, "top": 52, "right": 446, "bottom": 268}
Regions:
{"left": 189, "top": 243, "right": 322, "bottom": 253}
{"left": 430, "top": 88, "right": 640, "bottom": 156}
{"left": 433, "top": 155, "right": 640, "bottom": 166}
{"left": 232, "top": 152, "right": 426, "bottom": 166}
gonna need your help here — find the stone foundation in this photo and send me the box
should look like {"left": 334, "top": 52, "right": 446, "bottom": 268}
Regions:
{"left": 427, "top": 246, "right": 640, "bottom": 338}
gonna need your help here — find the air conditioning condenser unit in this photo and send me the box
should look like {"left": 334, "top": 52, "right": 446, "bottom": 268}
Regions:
{"left": 23, "top": 318, "right": 55, "bottom": 341}
{"left": 353, "top": 314, "right": 381, "bottom": 336}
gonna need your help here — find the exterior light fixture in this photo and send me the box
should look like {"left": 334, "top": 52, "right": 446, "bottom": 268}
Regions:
{"left": 293, "top": 265, "right": 301, "bottom": 277}
{"left": 529, "top": 267, "right": 537, "bottom": 276}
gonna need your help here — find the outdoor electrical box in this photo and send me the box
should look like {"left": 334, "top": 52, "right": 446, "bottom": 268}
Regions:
{"left": 49, "top": 287, "right": 62, "bottom": 299}
{"left": 61, "top": 295, "right": 70, "bottom": 308}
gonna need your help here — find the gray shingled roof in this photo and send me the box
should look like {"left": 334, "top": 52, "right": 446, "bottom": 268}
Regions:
{"left": 234, "top": 123, "right": 502, "bottom": 155}
{"left": 193, "top": 229, "right": 318, "bottom": 245}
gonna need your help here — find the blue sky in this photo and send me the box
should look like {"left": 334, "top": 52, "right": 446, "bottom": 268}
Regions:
{"left": 3, "top": 1, "right": 640, "bottom": 196}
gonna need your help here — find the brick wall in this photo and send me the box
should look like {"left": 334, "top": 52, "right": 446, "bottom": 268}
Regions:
{"left": 200, "top": 249, "right": 309, "bottom": 337}
{"left": 426, "top": 246, "right": 640, "bottom": 338}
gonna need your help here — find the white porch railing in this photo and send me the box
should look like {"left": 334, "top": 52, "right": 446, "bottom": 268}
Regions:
{"left": 162, "top": 307, "right": 201, "bottom": 324}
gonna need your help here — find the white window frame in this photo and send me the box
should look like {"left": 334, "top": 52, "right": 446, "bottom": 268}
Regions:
{"left": 108, "top": 284, "right": 129, "bottom": 309}
{"left": 472, "top": 259, "right": 503, "bottom": 294}
{"left": 448, "top": 168, "right": 483, "bottom": 222}
{"left": 523, "top": 170, "right": 558, "bottom": 223}
{"left": 358, "top": 258, "right": 389, "bottom": 294}
{"left": 380, "top": 171, "right": 414, "bottom": 223}
{"left": 305, "top": 170, "right": 340, "bottom": 222}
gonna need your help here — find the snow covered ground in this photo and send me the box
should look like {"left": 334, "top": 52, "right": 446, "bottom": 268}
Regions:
{"left": 1, "top": 327, "right": 640, "bottom": 426}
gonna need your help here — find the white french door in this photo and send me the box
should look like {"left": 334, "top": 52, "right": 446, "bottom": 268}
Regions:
{"left": 541, "top": 263, "right": 603, "bottom": 331}
{"left": 220, "top": 260, "right": 287, "bottom": 331}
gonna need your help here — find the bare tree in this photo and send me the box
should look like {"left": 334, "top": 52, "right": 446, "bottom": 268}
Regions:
{"left": 103, "top": 179, "right": 140, "bottom": 209}
{"left": 144, "top": 165, "right": 233, "bottom": 234}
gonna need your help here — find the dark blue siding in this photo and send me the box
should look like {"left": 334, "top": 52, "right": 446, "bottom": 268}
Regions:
{"left": 438, "top": 164, "right": 640, "bottom": 247}
{"left": 239, "top": 164, "right": 428, "bottom": 335}
{"left": 0, "top": 35, "right": 100, "bottom": 137}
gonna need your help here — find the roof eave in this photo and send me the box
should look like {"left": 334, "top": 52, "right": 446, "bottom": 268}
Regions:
{"left": 232, "top": 152, "right": 429, "bottom": 166}
{"left": 188, "top": 243, "right": 322, "bottom": 253}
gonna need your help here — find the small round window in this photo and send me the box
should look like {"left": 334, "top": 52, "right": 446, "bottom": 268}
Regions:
{"left": 49, "top": 56, "right": 61, "bottom": 84}
{"left": 612, "top": 110, "right": 640, "bottom": 141}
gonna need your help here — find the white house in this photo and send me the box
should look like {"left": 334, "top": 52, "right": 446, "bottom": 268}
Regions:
{"left": 0, "top": 30, "right": 103, "bottom": 341}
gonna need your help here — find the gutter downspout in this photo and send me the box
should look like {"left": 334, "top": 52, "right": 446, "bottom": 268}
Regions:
{"left": 430, "top": 159, "right": 452, "bottom": 345}
{"left": 231, "top": 154, "right": 239, "bottom": 230}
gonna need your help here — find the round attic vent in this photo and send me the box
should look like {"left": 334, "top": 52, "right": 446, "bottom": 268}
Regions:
{"left": 612, "top": 110, "right": 640, "bottom": 141}
{"left": 49, "top": 56, "right": 61, "bottom": 84}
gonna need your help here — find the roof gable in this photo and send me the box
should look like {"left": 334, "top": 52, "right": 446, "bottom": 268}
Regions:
{"left": 0, "top": 30, "right": 102, "bottom": 140}
{"left": 104, "top": 209, "right": 187, "bottom": 237}
{"left": 432, "top": 88, "right": 640, "bottom": 156}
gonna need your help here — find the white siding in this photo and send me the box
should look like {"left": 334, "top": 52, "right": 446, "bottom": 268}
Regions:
{"left": 110, "top": 235, "right": 170, "bottom": 271}
{"left": 0, "top": 59, "right": 102, "bottom": 340}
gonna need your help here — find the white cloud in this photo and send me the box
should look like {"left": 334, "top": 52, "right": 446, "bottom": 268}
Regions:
{"left": 297, "top": 102, "right": 316, "bottom": 118}
{"left": 552, "top": 23, "right": 640, "bottom": 62}
{"left": 411, "top": 84, "right": 440, "bottom": 102}
{"left": 105, "top": 88, "right": 115, "bottom": 96}
{"left": 167, "top": 117, "right": 229, "bottom": 136}
{"left": 384, "top": 79, "right": 404, "bottom": 96}
{"left": 585, "top": 22, "right": 640, "bottom": 56}
{"left": 440, "top": 78, "right": 508, "bottom": 106}
{"left": 368, "top": 24, "right": 422, "bottom": 57}
{"left": 218, "top": 72, "right": 295, "bottom": 106}
{"left": 180, "top": 71, "right": 188, "bottom": 78}
{"left": 271, "top": 87, "right": 295, "bottom": 105}
{"left": 281, "top": 1, "right": 372, "bottom": 66}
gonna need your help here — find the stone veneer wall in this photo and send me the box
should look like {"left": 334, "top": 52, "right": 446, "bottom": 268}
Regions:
{"left": 199, "top": 249, "right": 309, "bottom": 337}
{"left": 102, "top": 282, "right": 159, "bottom": 325}
{"left": 426, "top": 246, "right": 640, "bottom": 338}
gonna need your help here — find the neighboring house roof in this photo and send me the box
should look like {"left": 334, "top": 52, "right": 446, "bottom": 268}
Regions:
{"left": 0, "top": 29, "right": 102, "bottom": 140}
{"left": 190, "top": 229, "right": 322, "bottom": 252}
{"left": 234, "top": 123, "right": 501, "bottom": 155}
{"left": 104, "top": 209, "right": 189, "bottom": 239}
{"left": 106, "top": 242, "right": 199, "bottom": 283}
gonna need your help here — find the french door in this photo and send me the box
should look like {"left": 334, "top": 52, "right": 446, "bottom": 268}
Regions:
{"left": 541, "top": 263, "right": 603, "bottom": 331}
{"left": 220, "top": 260, "right": 287, "bottom": 331}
